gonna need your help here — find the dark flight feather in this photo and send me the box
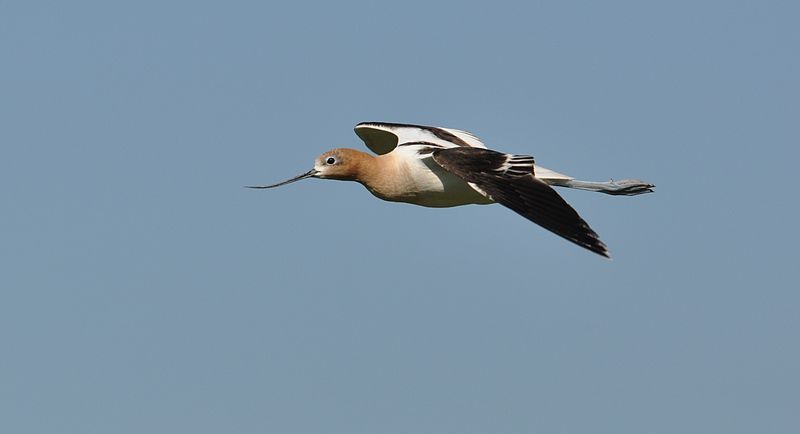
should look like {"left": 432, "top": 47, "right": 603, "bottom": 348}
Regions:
{"left": 432, "top": 147, "right": 609, "bottom": 257}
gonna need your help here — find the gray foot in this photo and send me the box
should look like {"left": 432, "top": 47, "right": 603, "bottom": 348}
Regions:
{"left": 562, "top": 178, "right": 656, "bottom": 195}
{"left": 601, "top": 179, "right": 655, "bottom": 196}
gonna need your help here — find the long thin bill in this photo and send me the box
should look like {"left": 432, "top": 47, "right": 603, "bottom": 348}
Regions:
{"left": 246, "top": 169, "right": 318, "bottom": 189}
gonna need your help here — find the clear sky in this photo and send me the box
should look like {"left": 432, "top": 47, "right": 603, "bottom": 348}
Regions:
{"left": 2, "top": 1, "right": 798, "bottom": 433}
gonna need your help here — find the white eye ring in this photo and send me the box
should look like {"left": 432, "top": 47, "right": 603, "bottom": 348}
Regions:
{"left": 326, "top": 157, "right": 336, "bottom": 165}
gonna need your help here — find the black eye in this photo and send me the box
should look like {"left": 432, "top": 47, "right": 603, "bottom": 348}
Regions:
{"left": 326, "top": 157, "right": 336, "bottom": 165}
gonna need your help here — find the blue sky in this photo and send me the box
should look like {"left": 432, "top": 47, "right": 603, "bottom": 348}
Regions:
{"left": 2, "top": 1, "right": 798, "bottom": 433}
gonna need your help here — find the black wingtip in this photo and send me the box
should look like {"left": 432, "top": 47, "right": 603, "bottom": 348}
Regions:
{"left": 576, "top": 229, "right": 611, "bottom": 259}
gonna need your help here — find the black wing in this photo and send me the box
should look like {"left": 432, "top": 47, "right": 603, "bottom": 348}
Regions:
{"left": 432, "top": 147, "right": 609, "bottom": 258}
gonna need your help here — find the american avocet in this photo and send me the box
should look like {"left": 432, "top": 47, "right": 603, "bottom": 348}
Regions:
{"left": 249, "top": 122, "right": 654, "bottom": 257}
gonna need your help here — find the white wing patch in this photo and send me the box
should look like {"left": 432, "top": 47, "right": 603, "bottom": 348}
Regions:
{"left": 355, "top": 122, "right": 486, "bottom": 155}
{"left": 437, "top": 127, "right": 486, "bottom": 149}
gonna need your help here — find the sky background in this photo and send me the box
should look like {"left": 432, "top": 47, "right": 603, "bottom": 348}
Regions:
{"left": 2, "top": 1, "right": 798, "bottom": 433}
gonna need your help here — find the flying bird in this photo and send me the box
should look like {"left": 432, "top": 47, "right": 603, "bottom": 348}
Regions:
{"left": 248, "top": 122, "right": 654, "bottom": 257}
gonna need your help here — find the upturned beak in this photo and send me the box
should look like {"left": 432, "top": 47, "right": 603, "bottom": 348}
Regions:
{"left": 246, "top": 169, "right": 319, "bottom": 189}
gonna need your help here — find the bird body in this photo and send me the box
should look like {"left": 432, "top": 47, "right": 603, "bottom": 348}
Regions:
{"left": 249, "top": 122, "right": 654, "bottom": 258}
{"left": 339, "top": 145, "right": 494, "bottom": 207}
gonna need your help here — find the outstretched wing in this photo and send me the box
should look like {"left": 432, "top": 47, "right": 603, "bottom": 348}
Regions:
{"left": 354, "top": 121, "right": 486, "bottom": 155}
{"left": 431, "top": 147, "right": 609, "bottom": 258}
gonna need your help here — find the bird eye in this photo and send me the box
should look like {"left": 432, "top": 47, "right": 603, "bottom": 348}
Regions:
{"left": 326, "top": 157, "right": 336, "bottom": 165}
